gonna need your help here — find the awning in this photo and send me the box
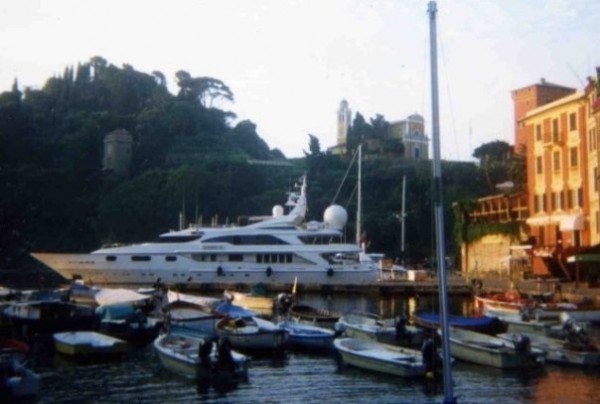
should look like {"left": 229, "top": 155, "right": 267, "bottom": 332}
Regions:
{"left": 566, "top": 243, "right": 600, "bottom": 263}
{"left": 526, "top": 215, "right": 553, "bottom": 227}
{"left": 526, "top": 214, "right": 584, "bottom": 230}
{"left": 559, "top": 214, "right": 584, "bottom": 231}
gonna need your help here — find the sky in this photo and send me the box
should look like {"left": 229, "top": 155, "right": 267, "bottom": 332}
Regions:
{"left": 1, "top": 0, "right": 599, "bottom": 161}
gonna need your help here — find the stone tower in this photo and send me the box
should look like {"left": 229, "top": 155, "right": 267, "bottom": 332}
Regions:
{"left": 511, "top": 79, "right": 575, "bottom": 152}
{"left": 337, "top": 99, "right": 352, "bottom": 146}
{"left": 103, "top": 128, "right": 132, "bottom": 176}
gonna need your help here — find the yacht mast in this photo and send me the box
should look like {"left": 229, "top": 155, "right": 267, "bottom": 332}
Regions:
{"left": 428, "top": 2, "right": 455, "bottom": 402}
{"left": 356, "top": 143, "right": 363, "bottom": 248}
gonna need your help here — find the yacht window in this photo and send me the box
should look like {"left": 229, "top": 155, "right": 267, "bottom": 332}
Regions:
{"left": 257, "top": 254, "right": 263, "bottom": 263}
{"left": 210, "top": 254, "right": 217, "bottom": 262}
{"left": 165, "top": 256, "right": 177, "bottom": 262}
{"left": 286, "top": 254, "right": 292, "bottom": 263}
{"left": 131, "top": 256, "right": 151, "bottom": 262}
{"left": 155, "top": 235, "right": 202, "bottom": 243}
{"left": 229, "top": 254, "right": 243, "bottom": 262}
{"left": 106, "top": 256, "right": 117, "bottom": 262}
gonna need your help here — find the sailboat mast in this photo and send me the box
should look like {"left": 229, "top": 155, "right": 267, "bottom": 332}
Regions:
{"left": 428, "top": 2, "right": 455, "bottom": 402}
{"left": 356, "top": 143, "right": 363, "bottom": 248}
{"left": 401, "top": 175, "right": 406, "bottom": 254}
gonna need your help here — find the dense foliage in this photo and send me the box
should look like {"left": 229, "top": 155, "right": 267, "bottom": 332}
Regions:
{"left": 0, "top": 57, "right": 514, "bottom": 277}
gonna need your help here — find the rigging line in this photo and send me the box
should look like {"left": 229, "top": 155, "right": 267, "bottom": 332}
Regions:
{"left": 436, "top": 17, "right": 460, "bottom": 161}
{"left": 330, "top": 146, "right": 359, "bottom": 205}
{"left": 345, "top": 183, "right": 358, "bottom": 210}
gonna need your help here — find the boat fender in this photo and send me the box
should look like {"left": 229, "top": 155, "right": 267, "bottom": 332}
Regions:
{"left": 266, "top": 266, "right": 272, "bottom": 277}
{"left": 217, "top": 266, "right": 224, "bottom": 276}
{"left": 327, "top": 268, "right": 334, "bottom": 277}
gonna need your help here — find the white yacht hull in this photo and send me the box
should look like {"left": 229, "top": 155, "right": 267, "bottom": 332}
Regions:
{"left": 31, "top": 252, "right": 378, "bottom": 287}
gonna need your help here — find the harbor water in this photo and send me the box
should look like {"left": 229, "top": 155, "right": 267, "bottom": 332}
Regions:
{"left": 23, "top": 293, "right": 600, "bottom": 403}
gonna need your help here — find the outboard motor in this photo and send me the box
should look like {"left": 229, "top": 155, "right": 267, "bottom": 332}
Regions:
{"left": 274, "top": 292, "right": 294, "bottom": 314}
{"left": 421, "top": 333, "right": 442, "bottom": 373}
{"left": 395, "top": 317, "right": 410, "bottom": 344}
{"left": 513, "top": 334, "right": 531, "bottom": 357}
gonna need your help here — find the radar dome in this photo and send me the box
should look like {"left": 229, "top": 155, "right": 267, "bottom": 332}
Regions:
{"left": 324, "top": 205, "right": 348, "bottom": 229}
{"left": 272, "top": 205, "right": 284, "bottom": 217}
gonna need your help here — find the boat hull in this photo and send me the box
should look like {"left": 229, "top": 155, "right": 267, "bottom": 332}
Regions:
{"left": 334, "top": 338, "right": 426, "bottom": 378}
{"left": 447, "top": 327, "right": 544, "bottom": 369}
{"left": 53, "top": 331, "right": 128, "bottom": 357}
{"left": 153, "top": 333, "right": 248, "bottom": 380}
{"left": 31, "top": 252, "right": 378, "bottom": 287}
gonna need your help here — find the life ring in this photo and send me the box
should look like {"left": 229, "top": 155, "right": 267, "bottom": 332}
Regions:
{"left": 266, "top": 266, "right": 272, "bottom": 277}
{"left": 217, "top": 266, "right": 224, "bottom": 276}
{"left": 327, "top": 268, "right": 334, "bottom": 277}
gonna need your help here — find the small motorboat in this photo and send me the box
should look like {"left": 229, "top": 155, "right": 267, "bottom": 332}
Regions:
{"left": 333, "top": 337, "right": 426, "bottom": 378}
{"left": 414, "top": 310, "right": 505, "bottom": 335}
{"left": 1, "top": 350, "right": 41, "bottom": 400}
{"left": 215, "top": 315, "right": 288, "bottom": 353}
{"left": 153, "top": 333, "right": 249, "bottom": 382}
{"left": 224, "top": 289, "right": 274, "bottom": 316}
{"left": 95, "top": 303, "right": 162, "bottom": 344}
{"left": 336, "top": 311, "right": 423, "bottom": 346}
{"left": 287, "top": 304, "right": 342, "bottom": 329}
{"left": 444, "top": 326, "right": 546, "bottom": 369}
{"left": 53, "top": 331, "right": 128, "bottom": 359}
{"left": 497, "top": 331, "right": 600, "bottom": 367}
{"left": 276, "top": 320, "right": 336, "bottom": 350}
{"left": 162, "top": 299, "right": 222, "bottom": 338}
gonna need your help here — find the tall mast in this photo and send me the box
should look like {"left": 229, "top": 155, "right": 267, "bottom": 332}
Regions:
{"left": 428, "top": 2, "right": 455, "bottom": 403}
{"left": 356, "top": 143, "right": 363, "bottom": 248}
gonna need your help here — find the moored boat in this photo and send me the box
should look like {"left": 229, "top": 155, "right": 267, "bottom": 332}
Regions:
{"left": 276, "top": 320, "right": 336, "bottom": 350}
{"left": 333, "top": 337, "right": 426, "bottom": 378}
{"left": 153, "top": 332, "right": 249, "bottom": 381}
{"left": 497, "top": 331, "right": 600, "bottom": 367}
{"left": 0, "top": 350, "right": 41, "bottom": 399}
{"left": 215, "top": 315, "right": 287, "bottom": 353}
{"left": 53, "top": 331, "right": 128, "bottom": 358}
{"left": 444, "top": 326, "right": 545, "bottom": 369}
{"left": 223, "top": 290, "right": 274, "bottom": 316}
{"left": 287, "top": 304, "right": 342, "bottom": 329}
{"left": 336, "top": 311, "right": 423, "bottom": 347}
{"left": 414, "top": 310, "right": 505, "bottom": 335}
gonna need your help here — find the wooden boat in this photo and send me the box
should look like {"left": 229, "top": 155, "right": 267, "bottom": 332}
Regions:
{"left": 287, "top": 304, "right": 341, "bottom": 329}
{"left": 336, "top": 311, "right": 423, "bottom": 346}
{"left": 475, "top": 292, "right": 600, "bottom": 323}
{"left": 414, "top": 311, "right": 505, "bottom": 335}
{"left": 276, "top": 320, "right": 336, "bottom": 350}
{"left": 0, "top": 350, "right": 41, "bottom": 399}
{"left": 53, "top": 331, "right": 128, "bottom": 358}
{"left": 497, "top": 332, "right": 600, "bottom": 367}
{"left": 215, "top": 315, "right": 287, "bottom": 352}
{"left": 445, "top": 326, "right": 545, "bottom": 369}
{"left": 153, "top": 333, "right": 248, "bottom": 381}
{"left": 333, "top": 338, "right": 426, "bottom": 378}
{"left": 224, "top": 290, "right": 274, "bottom": 316}
{"left": 162, "top": 300, "right": 221, "bottom": 338}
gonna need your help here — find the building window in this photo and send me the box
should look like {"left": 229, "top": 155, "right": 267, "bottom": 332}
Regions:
{"left": 567, "top": 189, "right": 573, "bottom": 209}
{"left": 553, "top": 151, "right": 560, "bottom": 171}
{"left": 570, "top": 147, "right": 578, "bottom": 167}
{"left": 551, "top": 192, "right": 556, "bottom": 211}
{"left": 596, "top": 211, "right": 600, "bottom": 234}
{"left": 535, "top": 125, "right": 542, "bottom": 141}
{"left": 552, "top": 119, "right": 559, "bottom": 142}
{"left": 569, "top": 112, "right": 577, "bottom": 131}
{"left": 595, "top": 167, "right": 599, "bottom": 192}
{"left": 536, "top": 156, "right": 543, "bottom": 174}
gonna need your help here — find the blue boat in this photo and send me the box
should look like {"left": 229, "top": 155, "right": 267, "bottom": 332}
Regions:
{"left": 414, "top": 311, "right": 505, "bottom": 335}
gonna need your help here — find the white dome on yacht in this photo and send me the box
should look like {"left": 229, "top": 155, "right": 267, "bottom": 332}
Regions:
{"left": 272, "top": 205, "right": 284, "bottom": 217}
{"left": 324, "top": 205, "right": 348, "bottom": 229}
